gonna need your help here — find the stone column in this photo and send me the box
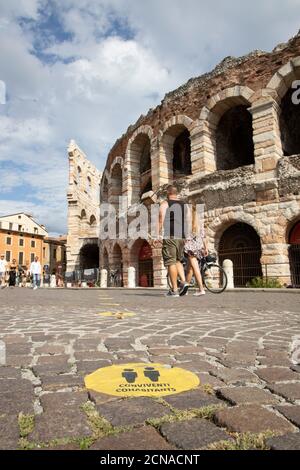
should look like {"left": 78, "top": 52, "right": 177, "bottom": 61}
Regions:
{"left": 128, "top": 267, "right": 136, "bottom": 288}
{"left": 250, "top": 98, "right": 283, "bottom": 202}
{"left": 100, "top": 269, "right": 108, "bottom": 288}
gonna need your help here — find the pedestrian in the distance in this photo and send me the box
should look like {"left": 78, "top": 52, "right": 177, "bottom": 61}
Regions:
{"left": 0, "top": 254, "right": 8, "bottom": 289}
{"left": 30, "top": 256, "right": 42, "bottom": 290}
{"left": 8, "top": 259, "right": 18, "bottom": 287}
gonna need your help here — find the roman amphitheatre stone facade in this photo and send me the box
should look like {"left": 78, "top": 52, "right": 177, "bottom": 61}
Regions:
{"left": 67, "top": 33, "right": 300, "bottom": 288}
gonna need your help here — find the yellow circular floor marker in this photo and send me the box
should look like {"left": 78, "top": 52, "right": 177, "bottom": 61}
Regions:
{"left": 84, "top": 362, "right": 199, "bottom": 397}
{"left": 97, "top": 311, "right": 136, "bottom": 318}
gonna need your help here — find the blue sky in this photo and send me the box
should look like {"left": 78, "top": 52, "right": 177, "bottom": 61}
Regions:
{"left": 1, "top": 0, "right": 300, "bottom": 234}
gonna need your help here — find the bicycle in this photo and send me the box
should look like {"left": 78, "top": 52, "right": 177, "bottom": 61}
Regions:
{"left": 167, "top": 253, "right": 227, "bottom": 294}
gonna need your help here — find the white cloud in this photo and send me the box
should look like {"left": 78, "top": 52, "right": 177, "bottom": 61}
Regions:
{"left": 1, "top": 0, "right": 300, "bottom": 234}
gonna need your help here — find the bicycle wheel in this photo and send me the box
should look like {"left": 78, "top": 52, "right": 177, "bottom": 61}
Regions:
{"left": 202, "top": 263, "right": 227, "bottom": 294}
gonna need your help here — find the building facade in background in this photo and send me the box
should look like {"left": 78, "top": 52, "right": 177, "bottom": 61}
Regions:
{"left": 0, "top": 213, "right": 47, "bottom": 269}
{"left": 43, "top": 236, "right": 67, "bottom": 276}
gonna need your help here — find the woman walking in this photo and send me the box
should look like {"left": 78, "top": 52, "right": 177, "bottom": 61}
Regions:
{"left": 184, "top": 206, "right": 208, "bottom": 296}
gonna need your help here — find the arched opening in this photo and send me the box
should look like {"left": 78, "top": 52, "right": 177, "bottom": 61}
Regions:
{"left": 218, "top": 222, "right": 262, "bottom": 287}
{"left": 216, "top": 105, "right": 254, "bottom": 170}
{"left": 288, "top": 220, "right": 300, "bottom": 287}
{"left": 81, "top": 209, "right": 87, "bottom": 219}
{"left": 76, "top": 166, "right": 82, "bottom": 185}
{"left": 79, "top": 243, "right": 99, "bottom": 270}
{"left": 173, "top": 128, "right": 192, "bottom": 176}
{"left": 90, "top": 215, "right": 96, "bottom": 227}
{"left": 110, "top": 244, "right": 123, "bottom": 286}
{"left": 87, "top": 176, "right": 92, "bottom": 194}
{"left": 280, "top": 88, "right": 300, "bottom": 156}
{"left": 130, "top": 240, "right": 154, "bottom": 287}
{"left": 110, "top": 164, "right": 122, "bottom": 211}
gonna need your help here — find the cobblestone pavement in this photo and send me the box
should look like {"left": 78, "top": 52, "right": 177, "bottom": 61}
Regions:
{"left": 0, "top": 288, "right": 300, "bottom": 450}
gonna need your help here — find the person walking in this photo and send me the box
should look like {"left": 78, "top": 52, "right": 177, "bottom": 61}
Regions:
{"left": 0, "top": 254, "right": 8, "bottom": 289}
{"left": 184, "top": 205, "right": 208, "bottom": 296}
{"left": 8, "top": 259, "right": 18, "bottom": 287}
{"left": 158, "top": 185, "right": 189, "bottom": 297}
{"left": 30, "top": 256, "right": 42, "bottom": 290}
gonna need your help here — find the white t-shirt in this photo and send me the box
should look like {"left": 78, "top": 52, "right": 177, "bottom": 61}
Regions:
{"left": 0, "top": 259, "right": 8, "bottom": 273}
{"left": 30, "top": 261, "right": 41, "bottom": 275}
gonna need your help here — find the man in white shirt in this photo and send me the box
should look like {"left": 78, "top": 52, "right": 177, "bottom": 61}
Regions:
{"left": 29, "top": 256, "right": 42, "bottom": 290}
{"left": 0, "top": 255, "right": 8, "bottom": 288}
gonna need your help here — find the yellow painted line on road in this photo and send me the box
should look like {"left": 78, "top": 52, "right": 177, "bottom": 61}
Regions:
{"left": 97, "top": 311, "right": 136, "bottom": 318}
{"left": 85, "top": 362, "right": 199, "bottom": 397}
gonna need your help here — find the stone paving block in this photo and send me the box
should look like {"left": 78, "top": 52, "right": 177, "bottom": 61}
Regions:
{"left": 160, "top": 418, "right": 232, "bottom": 450}
{"left": 175, "top": 346, "right": 205, "bottom": 354}
{"left": 29, "top": 408, "right": 92, "bottom": 442}
{"left": 0, "top": 367, "right": 22, "bottom": 379}
{"left": 36, "top": 355, "right": 70, "bottom": 365}
{"left": 40, "top": 391, "right": 88, "bottom": 411}
{"left": 6, "top": 343, "right": 32, "bottom": 355}
{"left": 213, "top": 368, "right": 259, "bottom": 384}
{"left": 32, "top": 363, "right": 71, "bottom": 377}
{"left": 5, "top": 355, "right": 33, "bottom": 367}
{"left": 258, "top": 357, "right": 292, "bottom": 367}
{"left": 149, "top": 355, "right": 176, "bottom": 365}
{"left": 104, "top": 338, "right": 135, "bottom": 351}
{"left": 179, "top": 360, "right": 218, "bottom": 374}
{"left": 148, "top": 348, "right": 176, "bottom": 356}
{"left": 0, "top": 378, "right": 33, "bottom": 394}
{"left": 197, "top": 373, "right": 224, "bottom": 388}
{"left": 73, "top": 339, "right": 102, "bottom": 351}
{"left": 255, "top": 367, "right": 299, "bottom": 383}
{"left": 198, "top": 338, "right": 228, "bottom": 349}
{"left": 0, "top": 390, "right": 35, "bottom": 415}
{"left": 0, "top": 414, "right": 20, "bottom": 450}
{"left": 40, "top": 374, "right": 84, "bottom": 391}
{"left": 214, "top": 405, "right": 295, "bottom": 434}
{"left": 75, "top": 351, "right": 114, "bottom": 362}
{"left": 276, "top": 405, "right": 300, "bottom": 427}
{"left": 90, "top": 426, "right": 175, "bottom": 450}
{"left": 291, "top": 365, "right": 300, "bottom": 373}
{"left": 267, "top": 383, "right": 300, "bottom": 401}
{"left": 266, "top": 433, "right": 300, "bottom": 450}
{"left": 163, "top": 388, "right": 222, "bottom": 410}
{"left": 217, "top": 386, "right": 278, "bottom": 405}
{"left": 96, "top": 397, "right": 171, "bottom": 427}
{"left": 88, "top": 389, "right": 120, "bottom": 405}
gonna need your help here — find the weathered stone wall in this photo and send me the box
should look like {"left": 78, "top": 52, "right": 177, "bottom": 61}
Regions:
{"left": 66, "top": 141, "right": 102, "bottom": 272}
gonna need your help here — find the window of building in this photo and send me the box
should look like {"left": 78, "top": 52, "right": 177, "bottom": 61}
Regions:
{"left": 18, "top": 225, "right": 22, "bottom": 231}
{"left": 6, "top": 251, "right": 11, "bottom": 262}
{"left": 30, "top": 253, "right": 35, "bottom": 263}
{"left": 43, "top": 247, "right": 46, "bottom": 258}
{"left": 31, "top": 240, "right": 36, "bottom": 248}
{"left": 9, "top": 223, "right": 13, "bottom": 230}
{"left": 19, "top": 252, "right": 24, "bottom": 265}
{"left": 19, "top": 238, "right": 24, "bottom": 247}
{"left": 6, "top": 237, "right": 12, "bottom": 245}
{"left": 54, "top": 248, "right": 57, "bottom": 259}
{"left": 34, "top": 228, "right": 38, "bottom": 234}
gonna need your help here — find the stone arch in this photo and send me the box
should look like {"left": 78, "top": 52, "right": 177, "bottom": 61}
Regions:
{"left": 79, "top": 243, "right": 99, "bottom": 270}
{"left": 216, "top": 220, "right": 263, "bottom": 287}
{"left": 129, "top": 239, "right": 154, "bottom": 287}
{"left": 125, "top": 125, "right": 154, "bottom": 205}
{"left": 90, "top": 215, "right": 96, "bottom": 226}
{"left": 198, "top": 86, "right": 256, "bottom": 172}
{"left": 158, "top": 115, "right": 194, "bottom": 185}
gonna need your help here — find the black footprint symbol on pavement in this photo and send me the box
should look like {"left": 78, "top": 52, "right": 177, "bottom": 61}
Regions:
{"left": 122, "top": 368, "right": 137, "bottom": 383}
{"left": 144, "top": 367, "right": 160, "bottom": 382}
